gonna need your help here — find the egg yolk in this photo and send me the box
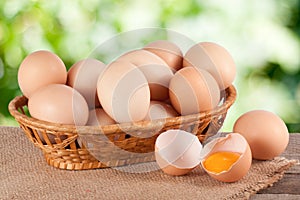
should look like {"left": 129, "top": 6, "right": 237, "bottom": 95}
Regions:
{"left": 203, "top": 152, "right": 241, "bottom": 173}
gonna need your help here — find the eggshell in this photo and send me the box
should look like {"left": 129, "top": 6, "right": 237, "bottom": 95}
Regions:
{"left": 67, "top": 58, "right": 106, "bottom": 108}
{"left": 97, "top": 60, "right": 150, "bottom": 123}
{"left": 144, "top": 40, "right": 183, "bottom": 72}
{"left": 155, "top": 129, "right": 202, "bottom": 176}
{"left": 117, "top": 49, "right": 173, "bottom": 101}
{"left": 183, "top": 42, "right": 236, "bottom": 90}
{"left": 200, "top": 133, "right": 252, "bottom": 182}
{"left": 87, "top": 108, "right": 116, "bottom": 126}
{"left": 169, "top": 67, "right": 220, "bottom": 115}
{"left": 233, "top": 110, "right": 289, "bottom": 160}
{"left": 28, "top": 84, "right": 89, "bottom": 125}
{"left": 144, "top": 101, "right": 178, "bottom": 121}
{"left": 117, "top": 49, "right": 167, "bottom": 66}
{"left": 18, "top": 50, "right": 67, "bottom": 97}
{"left": 139, "top": 65, "right": 174, "bottom": 101}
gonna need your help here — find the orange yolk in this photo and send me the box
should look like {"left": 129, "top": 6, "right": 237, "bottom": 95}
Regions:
{"left": 203, "top": 152, "right": 241, "bottom": 173}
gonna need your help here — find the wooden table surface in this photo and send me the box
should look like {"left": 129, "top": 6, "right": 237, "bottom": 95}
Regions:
{"left": 250, "top": 133, "right": 300, "bottom": 200}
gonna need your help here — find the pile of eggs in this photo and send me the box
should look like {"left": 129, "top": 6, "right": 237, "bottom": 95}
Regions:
{"left": 17, "top": 40, "right": 236, "bottom": 126}
{"left": 17, "top": 40, "right": 289, "bottom": 183}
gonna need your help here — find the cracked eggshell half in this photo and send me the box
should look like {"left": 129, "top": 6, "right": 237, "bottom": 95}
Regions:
{"left": 155, "top": 129, "right": 202, "bottom": 176}
{"left": 200, "top": 133, "right": 252, "bottom": 183}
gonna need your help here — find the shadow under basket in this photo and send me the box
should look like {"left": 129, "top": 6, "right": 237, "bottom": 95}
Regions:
{"left": 8, "top": 85, "right": 236, "bottom": 170}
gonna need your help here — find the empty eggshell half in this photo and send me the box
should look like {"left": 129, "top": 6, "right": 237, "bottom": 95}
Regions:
{"left": 200, "top": 133, "right": 252, "bottom": 182}
{"left": 155, "top": 129, "right": 202, "bottom": 176}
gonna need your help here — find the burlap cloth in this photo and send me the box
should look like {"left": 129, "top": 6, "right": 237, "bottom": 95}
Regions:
{"left": 0, "top": 127, "right": 298, "bottom": 200}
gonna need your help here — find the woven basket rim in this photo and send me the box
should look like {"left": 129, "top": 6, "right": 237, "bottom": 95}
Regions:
{"left": 8, "top": 85, "right": 236, "bottom": 133}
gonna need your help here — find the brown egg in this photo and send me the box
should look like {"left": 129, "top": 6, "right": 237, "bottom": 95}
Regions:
{"left": 117, "top": 49, "right": 173, "bottom": 101}
{"left": 28, "top": 84, "right": 89, "bottom": 125}
{"left": 144, "top": 40, "right": 183, "bottom": 72}
{"left": 18, "top": 50, "right": 67, "bottom": 97}
{"left": 183, "top": 42, "right": 236, "bottom": 90}
{"left": 155, "top": 129, "right": 202, "bottom": 176}
{"left": 233, "top": 110, "right": 289, "bottom": 160}
{"left": 144, "top": 101, "right": 178, "bottom": 121}
{"left": 67, "top": 58, "right": 106, "bottom": 108}
{"left": 169, "top": 67, "right": 220, "bottom": 115}
{"left": 86, "top": 108, "right": 115, "bottom": 126}
{"left": 117, "top": 49, "right": 167, "bottom": 66}
{"left": 200, "top": 133, "right": 252, "bottom": 182}
{"left": 97, "top": 60, "right": 150, "bottom": 123}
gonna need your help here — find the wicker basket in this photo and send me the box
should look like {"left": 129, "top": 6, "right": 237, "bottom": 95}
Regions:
{"left": 8, "top": 85, "right": 236, "bottom": 170}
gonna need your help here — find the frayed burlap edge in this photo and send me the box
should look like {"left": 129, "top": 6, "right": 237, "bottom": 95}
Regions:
{"left": 225, "top": 157, "right": 299, "bottom": 200}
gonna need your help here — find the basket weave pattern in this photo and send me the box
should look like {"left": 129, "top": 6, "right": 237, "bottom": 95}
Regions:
{"left": 9, "top": 85, "right": 236, "bottom": 170}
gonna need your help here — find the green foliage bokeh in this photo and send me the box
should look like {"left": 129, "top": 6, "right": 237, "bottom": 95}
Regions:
{"left": 0, "top": 0, "right": 299, "bottom": 131}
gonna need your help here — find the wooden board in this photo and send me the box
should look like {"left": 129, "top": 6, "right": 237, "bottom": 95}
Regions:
{"left": 251, "top": 134, "right": 300, "bottom": 199}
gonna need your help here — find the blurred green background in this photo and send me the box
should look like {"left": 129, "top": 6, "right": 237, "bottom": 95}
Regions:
{"left": 0, "top": 0, "right": 299, "bottom": 132}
